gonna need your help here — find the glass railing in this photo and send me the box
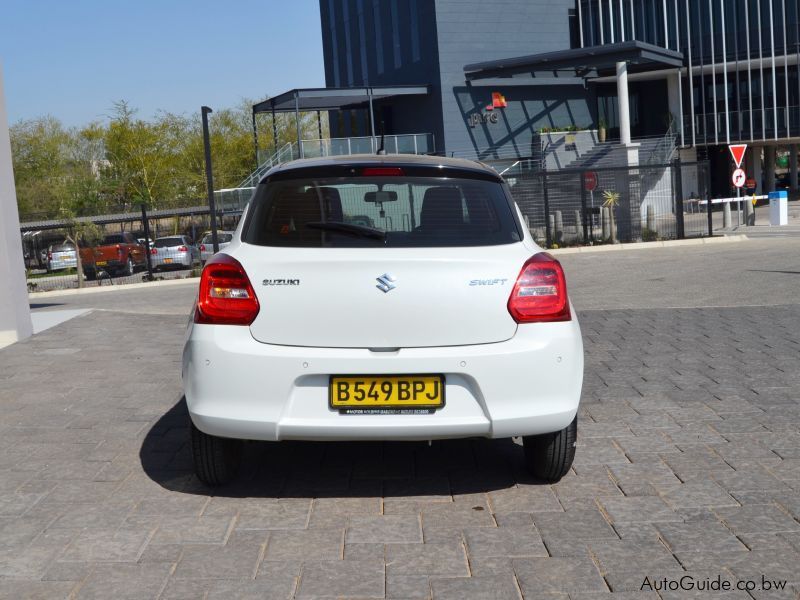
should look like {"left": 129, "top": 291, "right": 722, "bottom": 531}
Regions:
{"left": 298, "top": 133, "right": 434, "bottom": 159}
{"left": 214, "top": 187, "right": 255, "bottom": 213}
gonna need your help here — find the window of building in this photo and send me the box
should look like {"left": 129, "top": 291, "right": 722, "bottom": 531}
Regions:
{"left": 409, "top": 0, "right": 421, "bottom": 62}
{"left": 372, "top": 0, "right": 384, "bottom": 75}
{"left": 356, "top": 0, "right": 369, "bottom": 84}
{"left": 390, "top": 0, "right": 402, "bottom": 70}
{"left": 342, "top": 0, "right": 354, "bottom": 85}
{"left": 327, "top": 0, "right": 340, "bottom": 86}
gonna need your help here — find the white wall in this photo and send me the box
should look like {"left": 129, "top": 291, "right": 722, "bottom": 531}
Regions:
{"left": 0, "top": 61, "right": 33, "bottom": 346}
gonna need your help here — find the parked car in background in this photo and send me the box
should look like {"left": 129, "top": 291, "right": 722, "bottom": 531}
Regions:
{"left": 775, "top": 174, "right": 790, "bottom": 190}
{"left": 199, "top": 231, "right": 234, "bottom": 263}
{"left": 47, "top": 242, "right": 77, "bottom": 272}
{"left": 80, "top": 232, "right": 147, "bottom": 279}
{"left": 151, "top": 236, "right": 200, "bottom": 270}
{"left": 137, "top": 237, "right": 155, "bottom": 249}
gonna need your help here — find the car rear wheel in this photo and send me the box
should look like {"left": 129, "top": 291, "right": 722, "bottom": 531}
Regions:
{"left": 522, "top": 416, "right": 577, "bottom": 482}
{"left": 122, "top": 257, "right": 134, "bottom": 277}
{"left": 189, "top": 418, "right": 242, "bottom": 486}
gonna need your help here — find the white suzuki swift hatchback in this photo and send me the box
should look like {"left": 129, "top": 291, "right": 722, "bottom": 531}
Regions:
{"left": 183, "top": 155, "right": 583, "bottom": 485}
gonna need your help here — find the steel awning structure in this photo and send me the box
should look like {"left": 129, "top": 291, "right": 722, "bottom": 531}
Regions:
{"left": 253, "top": 85, "right": 429, "bottom": 114}
{"left": 464, "top": 41, "right": 684, "bottom": 80}
{"left": 251, "top": 85, "right": 430, "bottom": 160}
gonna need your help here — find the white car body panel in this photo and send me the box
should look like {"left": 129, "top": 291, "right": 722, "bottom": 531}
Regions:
{"left": 243, "top": 244, "right": 525, "bottom": 348}
{"left": 183, "top": 314, "right": 582, "bottom": 441}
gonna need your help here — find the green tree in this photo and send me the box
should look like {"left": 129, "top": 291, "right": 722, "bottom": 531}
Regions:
{"left": 10, "top": 116, "right": 70, "bottom": 218}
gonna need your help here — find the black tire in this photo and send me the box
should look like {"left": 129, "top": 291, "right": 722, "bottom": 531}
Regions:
{"left": 522, "top": 416, "right": 577, "bottom": 482}
{"left": 84, "top": 268, "right": 96, "bottom": 281}
{"left": 189, "top": 418, "right": 242, "bottom": 486}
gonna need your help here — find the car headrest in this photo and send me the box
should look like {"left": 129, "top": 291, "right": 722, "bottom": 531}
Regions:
{"left": 315, "top": 187, "right": 343, "bottom": 222}
{"left": 420, "top": 187, "right": 463, "bottom": 229}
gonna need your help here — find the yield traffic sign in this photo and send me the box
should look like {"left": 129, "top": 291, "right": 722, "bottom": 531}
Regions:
{"left": 729, "top": 144, "right": 747, "bottom": 168}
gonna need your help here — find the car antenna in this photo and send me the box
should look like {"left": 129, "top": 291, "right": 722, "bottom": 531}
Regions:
{"left": 377, "top": 131, "right": 386, "bottom": 155}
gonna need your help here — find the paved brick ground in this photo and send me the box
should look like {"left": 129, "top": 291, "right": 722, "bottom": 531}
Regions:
{"left": 4, "top": 245, "right": 800, "bottom": 598}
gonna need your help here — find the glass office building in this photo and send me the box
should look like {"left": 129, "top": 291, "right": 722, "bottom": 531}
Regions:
{"left": 578, "top": 0, "right": 800, "bottom": 146}
{"left": 310, "top": 1, "right": 800, "bottom": 193}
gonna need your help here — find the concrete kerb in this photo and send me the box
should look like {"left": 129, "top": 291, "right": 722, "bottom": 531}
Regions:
{"left": 28, "top": 276, "right": 199, "bottom": 299}
{"left": 549, "top": 234, "right": 748, "bottom": 255}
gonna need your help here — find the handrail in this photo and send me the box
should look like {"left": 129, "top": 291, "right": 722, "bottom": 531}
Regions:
{"left": 645, "top": 120, "right": 678, "bottom": 166}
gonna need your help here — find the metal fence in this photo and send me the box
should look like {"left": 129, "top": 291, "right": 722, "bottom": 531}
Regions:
{"left": 23, "top": 159, "right": 716, "bottom": 293}
{"left": 504, "top": 161, "right": 712, "bottom": 247}
{"left": 23, "top": 207, "right": 244, "bottom": 293}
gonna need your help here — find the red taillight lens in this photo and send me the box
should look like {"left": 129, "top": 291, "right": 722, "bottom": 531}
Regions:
{"left": 200, "top": 244, "right": 206, "bottom": 252}
{"left": 195, "top": 254, "right": 259, "bottom": 325}
{"left": 150, "top": 248, "right": 158, "bottom": 255}
{"left": 47, "top": 251, "right": 52, "bottom": 260}
{"left": 508, "top": 253, "right": 571, "bottom": 323}
{"left": 178, "top": 245, "right": 188, "bottom": 252}
{"left": 116, "top": 244, "right": 123, "bottom": 256}
{"left": 362, "top": 167, "right": 404, "bottom": 176}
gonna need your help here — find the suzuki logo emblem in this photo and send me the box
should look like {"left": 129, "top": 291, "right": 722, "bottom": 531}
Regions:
{"left": 376, "top": 273, "right": 397, "bottom": 293}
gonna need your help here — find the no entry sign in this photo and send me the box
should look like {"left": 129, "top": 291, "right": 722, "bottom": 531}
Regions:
{"left": 583, "top": 171, "right": 598, "bottom": 192}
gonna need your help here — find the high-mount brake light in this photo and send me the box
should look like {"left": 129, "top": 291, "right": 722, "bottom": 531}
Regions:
{"left": 507, "top": 253, "right": 571, "bottom": 323}
{"left": 195, "top": 254, "right": 259, "bottom": 325}
{"left": 362, "top": 167, "right": 404, "bottom": 177}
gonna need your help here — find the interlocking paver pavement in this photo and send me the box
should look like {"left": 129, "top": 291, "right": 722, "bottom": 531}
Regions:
{"left": 3, "top": 240, "right": 799, "bottom": 598}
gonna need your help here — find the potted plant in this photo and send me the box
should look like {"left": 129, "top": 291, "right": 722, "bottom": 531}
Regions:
{"left": 598, "top": 118, "right": 607, "bottom": 143}
{"left": 602, "top": 189, "right": 620, "bottom": 243}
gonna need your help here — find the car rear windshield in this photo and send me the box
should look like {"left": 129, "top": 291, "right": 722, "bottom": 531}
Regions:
{"left": 154, "top": 237, "right": 185, "bottom": 248}
{"left": 201, "top": 233, "right": 232, "bottom": 244}
{"left": 242, "top": 176, "right": 521, "bottom": 247}
{"left": 51, "top": 243, "right": 74, "bottom": 252}
{"left": 102, "top": 234, "right": 125, "bottom": 244}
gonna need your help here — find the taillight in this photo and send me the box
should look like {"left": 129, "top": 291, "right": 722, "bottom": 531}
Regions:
{"left": 507, "top": 253, "right": 571, "bottom": 323}
{"left": 200, "top": 244, "right": 206, "bottom": 252}
{"left": 150, "top": 248, "right": 158, "bottom": 255}
{"left": 195, "top": 254, "right": 259, "bottom": 325}
{"left": 178, "top": 245, "right": 188, "bottom": 252}
{"left": 362, "top": 167, "right": 404, "bottom": 176}
{"left": 47, "top": 251, "right": 52, "bottom": 260}
{"left": 116, "top": 244, "right": 123, "bottom": 256}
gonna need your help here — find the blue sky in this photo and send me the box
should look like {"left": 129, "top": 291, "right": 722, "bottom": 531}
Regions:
{"left": 0, "top": 0, "right": 325, "bottom": 126}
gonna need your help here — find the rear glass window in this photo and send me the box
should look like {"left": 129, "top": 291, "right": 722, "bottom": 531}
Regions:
{"left": 102, "top": 234, "right": 125, "bottom": 244}
{"left": 154, "top": 237, "right": 184, "bottom": 248}
{"left": 201, "top": 233, "right": 232, "bottom": 244}
{"left": 242, "top": 177, "right": 521, "bottom": 248}
{"left": 51, "top": 243, "right": 74, "bottom": 252}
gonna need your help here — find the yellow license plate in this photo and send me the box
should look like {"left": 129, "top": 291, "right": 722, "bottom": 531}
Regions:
{"left": 330, "top": 375, "right": 445, "bottom": 412}
{"left": 163, "top": 258, "right": 173, "bottom": 263}
{"left": 96, "top": 261, "right": 107, "bottom": 266}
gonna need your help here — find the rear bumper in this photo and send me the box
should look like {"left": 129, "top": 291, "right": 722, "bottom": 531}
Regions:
{"left": 49, "top": 258, "right": 77, "bottom": 270}
{"left": 153, "top": 253, "right": 192, "bottom": 268}
{"left": 183, "top": 316, "right": 583, "bottom": 442}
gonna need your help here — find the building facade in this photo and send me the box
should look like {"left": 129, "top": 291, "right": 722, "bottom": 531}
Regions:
{"left": 318, "top": 0, "right": 800, "bottom": 194}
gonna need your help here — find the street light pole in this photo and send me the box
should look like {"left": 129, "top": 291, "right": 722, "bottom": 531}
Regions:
{"left": 201, "top": 106, "right": 220, "bottom": 253}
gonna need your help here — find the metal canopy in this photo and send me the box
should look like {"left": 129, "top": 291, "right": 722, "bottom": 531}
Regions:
{"left": 253, "top": 85, "right": 430, "bottom": 114}
{"left": 464, "top": 41, "right": 684, "bottom": 80}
